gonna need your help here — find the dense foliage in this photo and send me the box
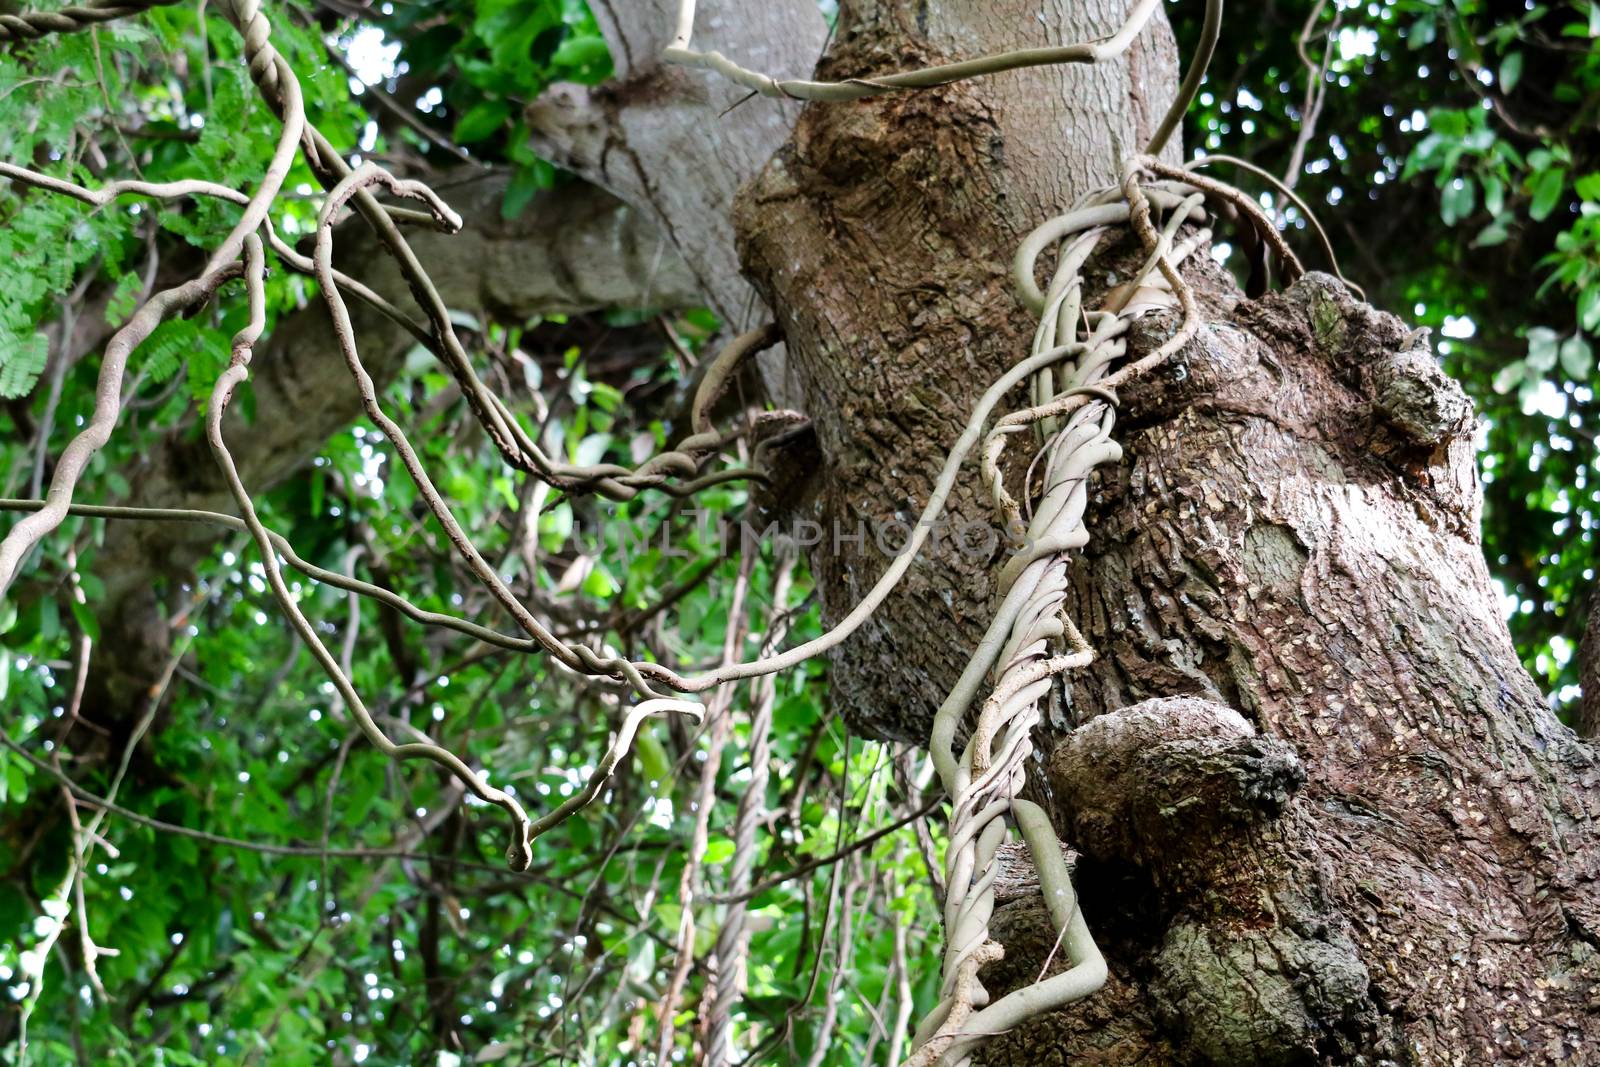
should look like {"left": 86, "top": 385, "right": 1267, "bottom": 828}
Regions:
{"left": 0, "top": 1, "right": 1593, "bottom": 1064}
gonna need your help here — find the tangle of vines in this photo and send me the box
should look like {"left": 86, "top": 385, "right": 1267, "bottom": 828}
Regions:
{"left": 0, "top": 4, "right": 1231, "bottom": 707}
{"left": 0, "top": 0, "right": 719, "bottom": 869}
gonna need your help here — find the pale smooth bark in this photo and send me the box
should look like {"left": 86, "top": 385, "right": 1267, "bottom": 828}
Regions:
{"left": 525, "top": 0, "right": 828, "bottom": 403}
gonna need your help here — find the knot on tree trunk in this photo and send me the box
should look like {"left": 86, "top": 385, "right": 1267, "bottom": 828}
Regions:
{"left": 1048, "top": 697, "right": 1303, "bottom": 873}
{"left": 1150, "top": 918, "right": 1373, "bottom": 1067}
{"left": 1047, "top": 698, "right": 1384, "bottom": 1065}
{"left": 1370, "top": 347, "right": 1475, "bottom": 447}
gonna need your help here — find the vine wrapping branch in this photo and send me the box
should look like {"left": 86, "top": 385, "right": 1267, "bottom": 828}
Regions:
{"left": 664, "top": 0, "right": 1164, "bottom": 101}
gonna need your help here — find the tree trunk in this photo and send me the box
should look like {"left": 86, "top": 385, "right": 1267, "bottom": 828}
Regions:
{"left": 713, "top": 2, "right": 1600, "bottom": 1063}
{"left": 735, "top": 0, "right": 1179, "bottom": 746}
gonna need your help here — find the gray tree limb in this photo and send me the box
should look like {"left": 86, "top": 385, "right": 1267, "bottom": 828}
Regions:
{"left": 525, "top": 0, "right": 829, "bottom": 400}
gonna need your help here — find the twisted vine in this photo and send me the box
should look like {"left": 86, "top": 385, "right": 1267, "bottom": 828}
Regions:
{"left": 905, "top": 164, "right": 1213, "bottom": 1067}
{"left": 0, "top": 0, "right": 179, "bottom": 41}
{"left": 706, "top": 545, "right": 799, "bottom": 1066}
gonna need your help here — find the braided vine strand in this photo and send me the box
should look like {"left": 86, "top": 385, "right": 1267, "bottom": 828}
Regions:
{"left": 906, "top": 177, "right": 1210, "bottom": 1067}
{"left": 706, "top": 547, "right": 799, "bottom": 1067}
{"left": 0, "top": 0, "right": 180, "bottom": 41}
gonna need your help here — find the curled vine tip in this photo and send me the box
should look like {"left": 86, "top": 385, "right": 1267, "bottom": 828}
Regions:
{"left": 505, "top": 822, "right": 534, "bottom": 872}
{"left": 519, "top": 698, "right": 706, "bottom": 847}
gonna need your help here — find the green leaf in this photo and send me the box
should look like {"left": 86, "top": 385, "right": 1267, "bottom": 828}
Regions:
{"left": 633, "top": 726, "right": 672, "bottom": 795}
{"left": 1493, "top": 360, "right": 1525, "bottom": 394}
{"left": 1530, "top": 167, "right": 1566, "bottom": 221}
{"left": 1408, "top": 15, "right": 1436, "bottom": 49}
{"left": 454, "top": 98, "right": 511, "bottom": 144}
{"left": 1441, "top": 178, "right": 1476, "bottom": 225}
{"left": 1472, "top": 221, "right": 1509, "bottom": 247}
{"left": 68, "top": 599, "right": 100, "bottom": 642}
{"left": 105, "top": 271, "right": 144, "bottom": 323}
{"left": 551, "top": 34, "right": 609, "bottom": 74}
{"left": 1559, "top": 333, "right": 1593, "bottom": 379}
{"left": 6, "top": 759, "right": 27, "bottom": 805}
{"left": 1499, "top": 51, "right": 1524, "bottom": 93}
{"left": 139, "top": 318, "right": 205, "bottom": 384}
{"left": 492, "top": 475, "right": 519, "bottom": 511}
{"left": 589, "top": 381, "right": 623, "bottom": 413}
{"left": 1526, "top": 326, "right": 1561, "bottom": 371}
{"left": 1483, "top": 175, "right": 1506, "bottom": 217}
{"left": 581, "top": 563, "right": 617, "bottom": 598}
{"left": 1580, "top": 285, "right": 1600, "bottom": 333}
{"left": 539, "top": 502, "right": 573, "bottom": 553}
{"left": 1433, "top": 108, "right": 1471, "bottom": 139}
{"left": 444, "top": 471, "right": 481, "bottom": 506}
{"left": 0, "top": 331, "right": 48, "bottom": 398}
{"left": 1576, "top": 173, "right": 1600, "bottom": 202}
{"left": 500, "top": 160, "right": 552, "bottom": 220}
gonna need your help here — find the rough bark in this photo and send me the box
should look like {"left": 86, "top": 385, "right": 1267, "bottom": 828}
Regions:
{"left": 83, "top": 173, "right": 698, "bottom": 715}
{"left": 734, "top": 0, "right": 1179, "bottom": 745}
{"left": 708, "top": 2, "right": 1600, "bottom": 1063}
{"left": 1581, "top": 580, "right": 1599, "bottom": 738}
{"left": 1001, "top": 269, "right": 1600, "bottom": 1064}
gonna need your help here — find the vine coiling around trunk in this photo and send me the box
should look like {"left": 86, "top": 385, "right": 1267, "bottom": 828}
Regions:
{"left": 907, "top": 157, "right": 1306, "bottom": 1066}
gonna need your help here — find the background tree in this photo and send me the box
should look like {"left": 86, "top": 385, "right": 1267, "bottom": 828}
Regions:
{"left": 0, "top": 1, "right": 1595, "bottom": 1065}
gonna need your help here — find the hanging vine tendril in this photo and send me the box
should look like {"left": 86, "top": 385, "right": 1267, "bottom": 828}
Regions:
{"left": 0, "top": 0, "right": 717, "bottom": 868}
